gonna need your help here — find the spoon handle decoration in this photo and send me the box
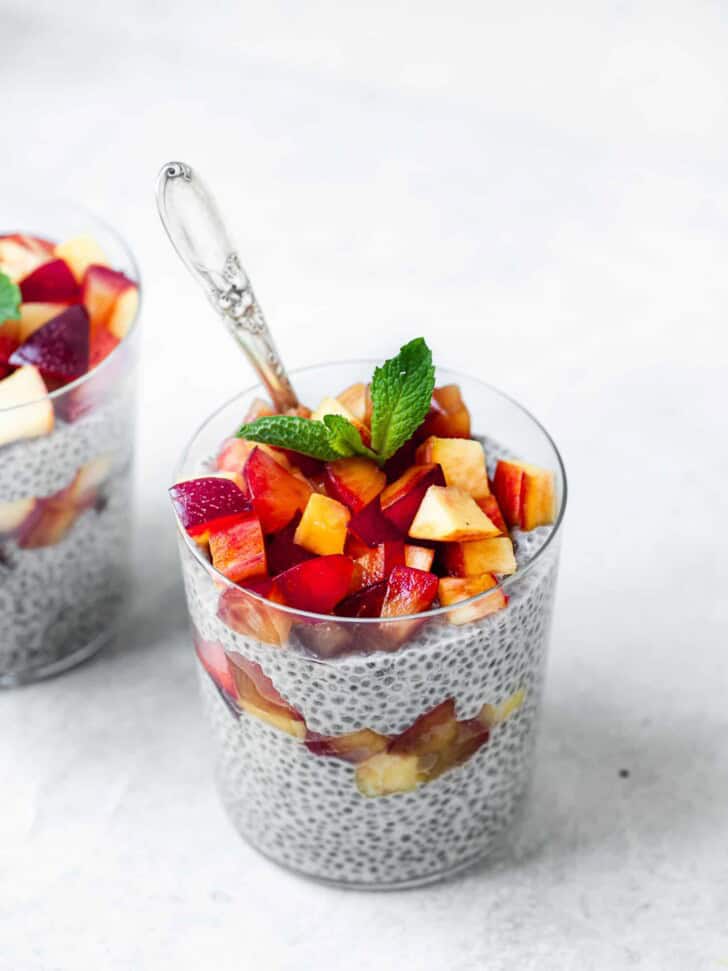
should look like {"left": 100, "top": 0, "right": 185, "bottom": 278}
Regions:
{"left": 156, "top": 161, "right": 300, "bottom": 412}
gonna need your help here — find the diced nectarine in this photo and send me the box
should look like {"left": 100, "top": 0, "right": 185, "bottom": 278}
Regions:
{"left": 243, "top": 397, "right": 276, "bottom": 422}
{"left": 245, "top": 446, "right": 312, "bottom": 533}
{"left": 356, "top": 540, "right": 405, "bottom": 587}
{"left": 107, "top": 286, "right": 138, "bottom": 340}
{"left": 228, "top": 654, "right": 306, "bottom": 738}
{"left": 266, "top": 515, "right": 315, "bottom": 575}
{"left": 381, "top": 564, "right": 439, "bottom": 617}
{"left": 276, "top": 555, "right": 354, "bottom": 614}
{"left": 443, "top": 536, "right": 517, "bottom": 577}
{"left": 438, "top": 573, "right": 508, "bottom": 625}
{"left": 310, "top": 395, "right": 370, "bottom": 445}
{"left": 348, "top": 496, "right": 403, "bottom": 546}
{"left": 192, "top": 631, "right": 236, "bottom": 697}
{"left": 418, "top": 384, "right": 471, "bottom": 439}
{"left": 0, "top": 497, "right": 36, "bottom": 535}
{"left": 16, "top": 499, "right": 78, "bottom": 549}
{"left": 209, "top": 511, "right": 267, "bottom": 582}
{"left": 404, "top": 544, "right": 435, "bottom": 572}
{"left": 169, "top": 476, "right": 251, "bottom": 545}
{"left": 409, "top": 486, "right": 501, "bottom": 542}
{"left": 54, "top": 235, "right": 107, "bottom": 282}
{"left": 479, "top": 687, "right": 526, "bottom": 728}
{"left": 493, "top": 459, "right": 556, "bottom": 530}
{"left": 356, "top": 751, "right": 420, "bottom": 797}
{"left": 0, "top": 366, "right": 54, "bottom": 447}
{"left": 324, "top": 457, "right": 385, "bottom": 512}
{"left": 81, "top": 264, "right": 135, "bottom": 332}
{"left": 476, "top": 494, "right": 507, "bottom": 534}
{"left": 293, "top": 492, "right": 350, "bottom": 556}
{"left": 335, "top": 580, "right": 388, "bottom": 618}
{"left": 415, "top": 436, "right": 490, "bottom": 498}
{"left": 380, "top": 464, "right": 446, "bottom": 533}
{"left": 217, "top": 582, "right": 292, "bottom": 646}
{"left": 67, "top": 454, "right": 113, "bottom": 507}
{"left": 336, "top": 382, "right": 371, "bottom": 426}
{"left": 0, "top": 234, "right": 54, "bottom": 283}
{"left": 389, "top": 699, "right": 458, "bottom": 759}
{"left": 17, "top": 303, "right": 65, "bottom": 342}
{"left": 305, "top": 727, "right": 389, "bottom": 763}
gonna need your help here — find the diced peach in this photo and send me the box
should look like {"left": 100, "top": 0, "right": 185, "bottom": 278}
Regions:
{"left": 228, "top": 655, "right": 306, "bottom": 738}
{"left": 294, "top": 492, "right": 350, "bottom": 556}
{"left": 475, "top": 494, "right": 507, "bottom": 534}
{"left": 479, "top": 687, "right": 526, "bottom": 728}
{"left": 389, "top": 699, "right": 458, "bottom": 759}
{"left": 310, "top": 395, "right": 370, "bottom": 445}
{"left": 0, "top": 234, "right": 54, "bottom": 283}
{"left": 0, "top": 366, "right": 54, "bottom": 447}
{"left": 217, "top": 583, "right": 292, "bottom": 646}
{"left": 324, "top": 457, "right": 385, "bottom": 512}
{"left": 209, "top": 511, "right": 267, "bottom": 583}
{"left": 245, "top": 447, "right": 312, "bottom": 533}
{"left": 0, "top": 497, "right": 36, "bottom": 535}
{"left": 17, "top": 303, "right": 65, "bottom": 342}
{"left": 404, "top": 544, "right": 435, "bottom": 572}
{"left": 336, "top": 382, "right": 371, "bottom": 426}
{"left": 418, "top": 384, "right": 471, "bottom": 439}
{"left": 415, "top": 436, "right": 490, "bottom": 498}
{"left": 356, "top": 751, "right": 420, "bottom": 797}
{"left": 438, "top": 573, "right": 508, "bottom": 625}
{"left": 305, "top": 727, "right": 389, "bottom": 763}
{"left": 81, "top": 264, "right": 135, "bottom": 332}
{"left": 107, "top": 286, "right": 138, "bottom": 340}
{"left": 380, "top": 464, "right": 446, "bottom": 533}
{"left": 54, "top": 235, "right": 107, "bottom": 282}
{"left": 443, "top": 536, "right": 517, "bottom": 577}
{"left": 409, "top": 486, "right": 501, "bottom": 542}
{"left": 493, "top": 459, "right": 555, "bottom": 530}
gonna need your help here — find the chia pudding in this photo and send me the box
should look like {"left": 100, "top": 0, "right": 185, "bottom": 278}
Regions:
{"left": 172, "top": 348, "right": 565, "bottom": 887}
{"left": 0, "top": 225, "right": 140, "bottom": 685}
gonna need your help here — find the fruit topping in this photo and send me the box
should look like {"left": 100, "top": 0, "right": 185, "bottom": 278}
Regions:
{"left": 19, "top": 259, "right": 80, "bottom": 304}
{"left": 380, "top": 463, "right": 446, "bottom": 533}
{"left": 415, "top": 436, "right": 490, "bottom": 498}
{"left": 324, "top": 457, "right": 385, "bottom": 512}
{"left": 293, "top": 492, "right": 350, "bottom": 556}
{"left": 409, "top": 485, "right": 501, "bottom": 542}
{"left": 209, "top": 510, "right": 267, "bottom": 583}
{"left": 348, "top": 496, "right": 403, "bottom": 547}
{"left": 443, "top": 535, "right": 517, "bottom": 577}
{"left": 9, "top": 305, "right": 90, "bottom": 386}
{"left": 168, "top": 476, "right": 251, "bottom": 545}
{"left": 0, "top": 365, "right": 54, "bottom": 447}
{"left": 380, "top": 564, "right": 438, "bottom": 617}
{"left": 276, "top": 555, "right": 354, "bottom": 614}
{"left": 438, "top": 573, "right": 508, "bottom": 625}
{"left": 244, "top": 446, "right": 312, "bottom": 534}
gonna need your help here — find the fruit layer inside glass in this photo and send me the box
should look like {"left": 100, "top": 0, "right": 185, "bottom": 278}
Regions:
{"left": 0, "top": 205, "right": 140, "bottom": 685}
{"left": 175, "top": 362, "right": 565, "bottom": 887}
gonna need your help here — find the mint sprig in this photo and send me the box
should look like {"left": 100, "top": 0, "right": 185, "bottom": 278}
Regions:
{"left": 237, "top": 337, "right": 436, "bottom": 466}
{"left": 0, "top": 272, "right": 21, "bottom": 328}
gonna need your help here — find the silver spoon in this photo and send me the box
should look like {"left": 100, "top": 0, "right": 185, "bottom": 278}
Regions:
{"left": 155, "top": 160, "right": 300, "bottom": 412}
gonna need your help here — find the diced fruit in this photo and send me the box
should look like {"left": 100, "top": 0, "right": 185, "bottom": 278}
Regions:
{"left": 16, "top": 499, "right": 77, "bottom": 549}
{"left": 356, "top": 751, "right": 420, "bottom": 797}
{"left": 409, "top": 485, "right": 501, "bottom": 542}
{"left": 443, "top": 536, "right": 517, "bottom": 577}
{"left": 336, "top": 382, "right": 371, "bottom": 425}
{"left": 493, "top": 459, "right": 555, "bottom": 530}
{"left": 54, "top": 235, "right": 107, "bottom": 282}
{"left": 17, "top": 303, "right": 66, "bottom": 342}
{"left": 438, "top": 573, "right": 508, "bottom": 625}
{"left": 266, "top": 515, "right": 315, "bottom": 575}
{"left": 89, "top": 328, "right": 120, "bottom": 368}
{"left": 380, "top": 464, "right": 446, "bottom": 533}
{"left": 381, "top": 565, "right": 438, "bottom": 617}
{"left": 420, "top": 384, "right": 471, "bottom": 439}
{"left": 19, "top": 259, "right": 79, "bottom": 303}
{"left": 217, "top": 582, "right": 291, "bottom": 646}
{"left": 310, "top": 395, "right": 370, "bottom": 445}
{"left": 0, "top": 234, "right": 54, "bottom": 283}
{"left": 228, "top": 654, "right": 305, "bottom": 738}
{"left": 389, "top": 699, "right": 458, "bottom": 758}
{"left": 276, "top": 555, "right": 354, "bottom": 614}
{"left": 209, "top": 511, "right": 267, "bottom": 583}
{"left": 415, "top": 436, "right": 490, "bottom": 498}
{"left": 0, "top": 497, "right": 36, "bottom": 535}
{"left": 294, "top": 493, "right": 350, "bottom": 556}
{"left": 440, "top": 718, "right": 491, "bottom": 772}
{"left": 335, "top": 580, "right": 388, "bottom": 618}
{"left": 9, "top": 305, "right": 90, "bottom": 385}
{"left": 244, "top": 446, "right": 312, "bottom": 533}
{"left": 404, "top": 544, "right": 435, "bottom": 572}
{"left": 475, "top": 494, "right": 507, "bottom": 534}
{"left": 306, "top": 727, "right": 389, "bottom": 763}
{"left": 0, "top": 366, "right": 54, "bottom": 447}
{"left": 81, "top": 265, "right": 135, "bottom": 331}
{"left": 356, "top": 540, "right": 405, "bottom": 587}
{"left": 107, "top": 286, "right": 139, "bottom": 340}
{"left": 67, "top": 455, "right": 113, "bottom": 507}
{"left": 243, "top": 397, "right": 276, "bottom": 422}
{"left": 348, "top": 496, "right": 403, "bottom": 547}
{"left": 324, "top": 457, "right": 385, "bottom": 512}
{"left": 344, "top": 533, "right": 373, "bottom": 559}
{"left": 294, "top": 619, "right": 356, "bottom": 657}
{"left": 0, "top": 335, "right": 19, "bottom": 379}
{"left": 168, "top": 476, "right": 251, "bottom": 545}
{"left": 383, "top": 437, "right": 419, "bottom": 481}
{"left": 193, "top": 631, "right": 235, "bottom": 697}
{"left": 479, "top": 687, "right": 526, "bottom": 728}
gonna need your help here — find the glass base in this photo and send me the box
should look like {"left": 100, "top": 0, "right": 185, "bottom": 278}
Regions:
{"left": 0, "top": 628, "right": 113, "bottom": 688}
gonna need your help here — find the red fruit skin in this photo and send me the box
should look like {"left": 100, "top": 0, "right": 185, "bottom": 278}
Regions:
{"left": 276, "top": 554, "right": 354, "bottom": 614}
{"left": 335, "top": 580, "right": 388, "bottom": 618}
{"left": 193, "top": 630, "right": 236, "bottom": 698}
{"left": 381, "top": 565, "right": 439, "bottom": 617}
{"left": 476, "top": 494, "right": 508, "bottom": 535}
{"left": 9, "top": 305, "right": 90, "bottom": 385}
{"left": 217, "top": 582, "right": 291, "bottom": 646}
{"left": 0, "top": 334, "right": 19, "bottom": 379}
{"left": 19, "top": 259, "right": 80, "bottom": 303}
{"left": 305, "top": 728, "right": 390, "bottom": 763}
{"left": 380, "top": 464, "right": 446, "bottom": 533}
{"left": 208, "top": 511, "right": 267, "bottom": 583}
{"left": 389, "top": 698, "right": 457, "bottom": 755}
{"left": 279, "top": 449, "right": 323, "bottom": 478}
{"left": 356, "top": 540, "right": 405, "bottom": 587}
{"left": 492, "top": 461, "right": 524, "bottom": 527}
{"left": 81, "top": 264, "right": 135, "bottom": 330}
{"left": 89, "top": 327, "right": 120, "bottom": 368}
{"left": 294, "top": 620, "right": 356, "bottom": 658}
{"left": 266, "top": 514, "right": 315, "bottom": 576}
{"left": 348, "top": 497, "right": 403, "bottom": 547}
{"left": 324, "top": 458, "right": 386, "bottom": 513}
{"left": 228, "top": 654, "right": 302, "bottom": 718}
{"left": 382, "top": 437, "right": 419, "bottom": 482}
{"left": 169, "top": 477, "right": 251, "bottom": 540}
{"left": 244, "top": 446, "right": 312, "bottom": 533}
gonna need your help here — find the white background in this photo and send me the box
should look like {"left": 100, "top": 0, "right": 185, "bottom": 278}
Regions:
{"left": 2, "top": 2, "right": 727, "bottom": 968}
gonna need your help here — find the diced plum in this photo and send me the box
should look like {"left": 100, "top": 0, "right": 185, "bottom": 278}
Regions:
{"left": 404, "top": 544, "right": 435, "bottom": 572}
{"left": 380, "top": 564, "right": 439, "bottom": 617}
{"left": 0, "top": 234, "right": 54, "bottom": 283}
{"left": 355, "top": 540, "right": 405, "bottom": 587}
{"left": 168, "top": 476, "right": 251, "bottom": 544}
{"left": 276, "top": 555, "right": 354, "bottom": 614}
{"left": 89, "top": 327, "right": 120, "bottom": 368}
{"left": 209, "top": 511, "right": 267, "bottom": 583}
{"left": 324, "top": 457, "right": 386, "bottom": 512}
{"left": 217, "top": 582, "right": 292, "bottom": 646}
{"left": 193, "top": 630, "right": 236, "bottom": 697}
{"left": 418, "top": 384, "right": 471, "bottom": 440}
{"left": 335, "top": 580, "right": 388, "bottom": 618}
{"left": 244, "top": 446, "right": 312, "bottom": 533}
{"left": 305, "top": 727, "right": 389, "bottom": 763}
{"left": 294, "top": 619, "right": 356, "bottom": 658}
{"left": 380, "top": 464, "right": 446, "bottom": 533}
{"left": 0, "top": 335, "right": 19, "bottom": 380}
{"left": 19, "top": 259, "right": 79, "bottom": 304}
{"left": 17, "top": 303, "right": 66, "bottom": 342}
{"left": 389, "top": 699, "right": 458, "bottom": 758}
{"left": 476, "top": 494, "right": 507, "bottom": 534}
{"left": 266, "top": 515, "right": 315, "bottom": 575}
{"left": 9, "top": 305, "right": 90, "bottom": 386}
{"left": 81, "top": 264, "right": 136, "bottom": 331}
{"left": 347, "top": 496, "right": 403, "bottom": 547}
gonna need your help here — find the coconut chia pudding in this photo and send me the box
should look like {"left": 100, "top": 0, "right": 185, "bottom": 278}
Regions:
{"left": 0, "top": 228, "right": 139, "bottom": 685}
{"left": 171, "top": 341, "right": 565, "bottom": 887}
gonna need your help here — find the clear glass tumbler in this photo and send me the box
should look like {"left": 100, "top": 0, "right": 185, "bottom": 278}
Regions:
{"left": 0, "top": 202, "right": 140, "bottom": 686}
{"left": 174, "top": 362, "right": 566, "bottom": 888}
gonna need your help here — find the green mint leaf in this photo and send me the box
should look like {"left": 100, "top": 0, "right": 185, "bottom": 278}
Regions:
{"left": 322, "top": 415, "right": 379, "bottom": 462}
{"left": 369, "top": 337, "right": 435, "bottom": 461}
{"left": 0, "top": 272, "right": 21, "bottom": 327}
{"left": 237, "top": 416, "right": 342, "bottom": 461}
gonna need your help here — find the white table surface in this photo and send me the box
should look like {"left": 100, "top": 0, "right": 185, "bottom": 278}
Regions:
{"left": 2, "top": 2, "right": 727, "bottom": 968}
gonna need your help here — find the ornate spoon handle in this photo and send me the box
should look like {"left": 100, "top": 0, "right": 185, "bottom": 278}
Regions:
{"left": 156, "top": 161, "right": 300, "bottom": 412}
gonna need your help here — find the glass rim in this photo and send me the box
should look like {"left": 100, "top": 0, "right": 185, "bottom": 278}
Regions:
{"left": 0, "top": 200, "right": 142, "bottom": 414}
{"left": 173, "top": 359, "right": 568, "bottom": 626}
